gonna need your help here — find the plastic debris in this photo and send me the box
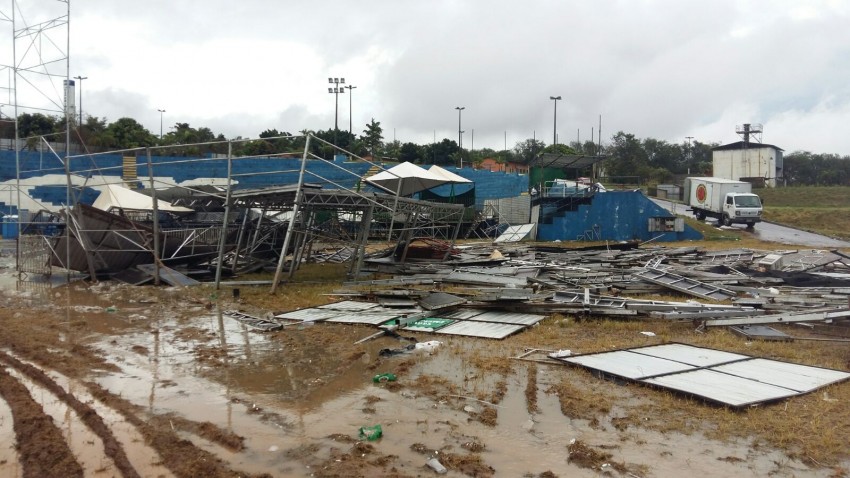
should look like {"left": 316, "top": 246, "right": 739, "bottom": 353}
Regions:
{"left": 373, "top": 373, "right": 397, "bottom": 383}
{"left": 548, "top": 349, "right": 571, "bottom": 358}
{"left": 426, "top": 456, "right": 447, "bottom": 474}
{"left": 415, "top": 341, "right": 442, "bottom": 353}
{"left": 358, "top": 424, "right": 383, "bottom": 441}
{"left": 640, "top": 331, "right": 656, "bottom": 336}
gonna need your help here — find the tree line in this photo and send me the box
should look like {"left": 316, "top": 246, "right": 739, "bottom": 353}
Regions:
{"left": 4, "top": 112, "right": 848, "bottom": 185}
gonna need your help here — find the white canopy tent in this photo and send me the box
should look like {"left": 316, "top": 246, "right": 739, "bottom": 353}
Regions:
{"left": 91, "top": 184, "right": 193, "bottom": 213}
{"left": 364, "top": 162, "right": 450, "bottom": 197}
{"left": 427, "top": 164, "right": 472, "bottom": 184}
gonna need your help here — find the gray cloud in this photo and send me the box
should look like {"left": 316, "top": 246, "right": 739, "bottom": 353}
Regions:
{"left": 6, "top": 0, "right": 850, "bottom": 154}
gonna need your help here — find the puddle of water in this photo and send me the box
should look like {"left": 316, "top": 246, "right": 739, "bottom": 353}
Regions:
{"left": 5, "top": 366, "right": 119, "bottom": 476}
{"left": 4, "top": 269, "right": 844, "bottom": 477}
{"left": 6, "top": 360, "right": 175, "bottom": 478}
{"left": 0, "top": 390, "right": 21, "bottom": 478}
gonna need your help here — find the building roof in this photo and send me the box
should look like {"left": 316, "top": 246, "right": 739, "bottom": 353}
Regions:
{"left": 711, "top": 141, "right": 784, "bottom": 152}
{"left": 529, "top": 153, "right": 606, "bottom": 170}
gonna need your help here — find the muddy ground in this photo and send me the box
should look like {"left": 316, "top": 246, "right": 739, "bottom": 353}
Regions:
{"left": 0, "top": 250, "right": 848, "bottom": 477}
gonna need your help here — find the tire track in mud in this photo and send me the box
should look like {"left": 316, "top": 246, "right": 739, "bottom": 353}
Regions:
{"left": 0, "top": 366, "right": 83, "bottom": 478}
{"left": 0, "top": 351, "right": 141, "bottom": 478}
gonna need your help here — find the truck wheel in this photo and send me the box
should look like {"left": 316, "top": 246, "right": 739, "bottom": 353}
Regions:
{"left": 695, "top": 211, "right": 706, "bottom": 221}
{"left": 746, "top": 222, "right": 755, "bottom": 229}
{"left": 722, "top": 215, "right": 732, "bottom": 227}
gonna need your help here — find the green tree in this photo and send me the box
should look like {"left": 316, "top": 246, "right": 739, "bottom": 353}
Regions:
{"left": 399, "top": 142, "right": 424, "bottom": 163}
{"left": 361, "top": 118, "right": 383, "bottom": 158}
{"left": 18, "top": 113, "right": 58, "bottom": 138}
{"left": 642, "top": 138, "right": 682, "bottom": 173}
{"left": 542, "top": 143, "right": 578, "bottom": 155}
{"left": 104, "top": 117, "right": 156, "bottom": 149}
{"left": 423, "top": 139, "right": 459, "bottom": 165}
{"left": 512, "top": 138, "right": 546, "bottom": 163}
{"left": 78, "top": 116, "right": 109, "bottom": 149}
{"left": 604, "top": 132, "right": 648, "bottom": 179}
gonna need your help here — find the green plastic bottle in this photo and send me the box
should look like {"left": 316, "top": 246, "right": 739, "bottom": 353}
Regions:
{"left": 372, "top": 373, "right": 397, "bottom": 383}
{"left": 358, "top": 425, "right": 382, "bottom": 441}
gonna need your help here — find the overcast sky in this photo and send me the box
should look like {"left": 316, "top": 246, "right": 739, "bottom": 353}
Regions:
{"left": 6, "top": 0, "right": 850, "bottom": 155}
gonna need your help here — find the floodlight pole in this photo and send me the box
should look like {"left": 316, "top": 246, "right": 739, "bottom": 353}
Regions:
{"left": 344, "top": 84, "right": 357, "bottom": 135}
{"left": 73, "top": 75, "right": 87, "bottom": 125}
{"left": 328, "top": 77, "right": 345, "bottom": 154}
{"left": 157, "top": 109, "right": 166, "bottom": 140}
{"left": 550, "top": 96, "right": 561, "bottom": 146}
{"left": 455, "top": 106, "right": 465, "bottom": 167}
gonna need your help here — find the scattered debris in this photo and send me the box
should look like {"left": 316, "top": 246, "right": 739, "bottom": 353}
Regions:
{"left": 556, "top": 343, "right": 850, "bottom": 408}
{"left": 358, "top": 425, "right": 383, "bottom": 441}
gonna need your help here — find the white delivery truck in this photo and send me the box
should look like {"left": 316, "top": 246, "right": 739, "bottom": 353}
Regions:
{"left": 683, "top": 177, "right": 763, "bottom": 228}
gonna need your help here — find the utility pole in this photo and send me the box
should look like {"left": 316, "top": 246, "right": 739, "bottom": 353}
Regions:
{"left": 328, "top": 77, "right": 345, "bottom": 153}
{"left": 344, "top": 84, "right": 357, "bottom": 135}
{"left": 549, "top": 96, "right": 561, "bottom": 146}
{"left": 455, "top": 106, "right": 465, "bottom": 168}
{"left": 73, "top": 75, "right": 87, "bottom": 125}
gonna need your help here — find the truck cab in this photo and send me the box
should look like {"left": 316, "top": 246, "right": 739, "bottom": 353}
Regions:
{"left": 723, "top": 193, "right": 762, "bottom": 227}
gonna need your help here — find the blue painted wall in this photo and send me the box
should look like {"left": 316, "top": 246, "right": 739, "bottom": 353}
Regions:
{"left": 536, "top": 190, "right": 702, "bottom": 242}
{"left": 0, "top": 151, "right": 528, "bottom": 212}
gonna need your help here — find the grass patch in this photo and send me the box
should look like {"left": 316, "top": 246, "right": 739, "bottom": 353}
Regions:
{"left": 763, "top": 207, "right": 850, "bottom": 240}
{"left": 757, "top": 186, "right": 850, "bottom": 208}
{"left": 737, "top": 185, "right": 850, "bottom": 240}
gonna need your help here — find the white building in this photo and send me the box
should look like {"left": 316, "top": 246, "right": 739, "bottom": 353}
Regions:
{"left": 711, "top": 141, "right": 784, "bottom": 187}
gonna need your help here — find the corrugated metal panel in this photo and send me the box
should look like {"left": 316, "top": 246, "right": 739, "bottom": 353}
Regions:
{"left": 444, "top": 271, "right": 528, "bottom": 287}
{"left": 324, "top": 311, "right": 403, "bottom": 325}
{"left": 633, "top": 343, "right": 748, "bottom": 367}
{"left": 436, "top": 321, "right": 525, "bottom": 339}
{"left": 464, "top": 310, "right": 545, "bottom": 326}
{"left": 275, "top": 309, "right": 343, "bottom": 322}
{"left": 642, "top": 369, "right": 799, "bottom": 407}
{"left": 494, "top": 224, "right": 535, "bottom": 243}
{"left": 317, "top": 300, "right": 380, "bottom": 311}
{"left": 441, "top": 309, "right": 488, "bottom": 320}
{"left": 378, "top": 297, "right": 418, "bottom": 307}
{"left": 712, "top": 358, "right": 850, "bottom": 393}
{"left": 418, "top": 292, "right": 466, "bottom": 310}
{"left": 562, "top": 343, "right": 850, "bottom": 408}
{"left": 563, "top": 350, "right": 695, "bottom": 379}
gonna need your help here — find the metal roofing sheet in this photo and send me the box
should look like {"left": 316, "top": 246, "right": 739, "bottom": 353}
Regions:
{"left": 324, "top": 311, "right": 402, "bottom": 325}
{"left": 441, "top": 309, "right": 488, "bottom": 320}
{"left": 561, "top": 343, "right": 850, "bottom": 408}
{"left": 378, "top": 297, "right": 418, "bottom": 307}
{"left": 275, "top": 309, "right": 343, "bottom": 322}
{"left": 317, "top": 300, "right": 380, "bottom": 311}
{"left": 418, "top": 292, "right": 466, "bottom": 310}
{"left": 444, "top": 271, "right": 528, "bottom": 287}
{"left": 435, "top": 321, "right": 525, "bottom": 339}
{"left": 563, "top": 350, "right": 696, "bottom": 380}
{"left": 494, "top": 224, "right": 535, "bottom": 243}
{"left": 633, "top": 343, "right": 749, "bottom": 367}
{"left": 642, "top": 369, "right": 799, "bottom": 407}
{"left": 712, "top": 358, "right": 850, "bottom": 393}
{"left": 464, "top": 310, "right": 546, "bottom": 326}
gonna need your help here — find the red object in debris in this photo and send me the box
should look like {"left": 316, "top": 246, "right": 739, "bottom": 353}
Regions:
{"left": 394, "top": 237, "right": 460, "bottom": 261}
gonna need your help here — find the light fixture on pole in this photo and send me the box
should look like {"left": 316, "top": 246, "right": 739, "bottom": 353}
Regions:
{"left": 455, "top": 106, "right": 465, "bottom": 168}
{"left": 344, "top": 84, "right": 357, "bottom": 135}
{"left": 73, "top": 75, "right": 87, "bottom": 125}
{"left": 549, "top": 96, "right": 561, "bottom": 146}
{"left": 157, "top": 109, "right": 166, "bottom": 140}
{"left": 328, "top": 77, "right": 345, "bottom": 150}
